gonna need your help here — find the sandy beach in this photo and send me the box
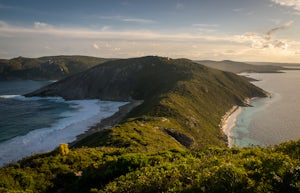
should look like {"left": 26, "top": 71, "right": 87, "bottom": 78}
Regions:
{"left": 220, "top": 106, "right": 242, "bottom": 147}
{"left": 220, "top": 98, "right": 250, "bottom": 147}
{"left": 70, "top": 100, "right": 143, "bottom": 147}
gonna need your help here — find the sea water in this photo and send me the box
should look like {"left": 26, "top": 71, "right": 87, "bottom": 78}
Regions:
{"left": 0, "top": 80, "right": 126, "bottom": 166}
{"left": 231, "top": 70, "right": 300, "bottom": 147}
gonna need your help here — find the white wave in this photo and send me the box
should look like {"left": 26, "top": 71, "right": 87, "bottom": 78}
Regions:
{"left": 0, "top": 99, "right": 127, "bottom": 167}
{"left": 0, "top": 95, "right": 66, "bottom": 102}
{"left": 0, "top": 95, "right": 20, "bottom": 99}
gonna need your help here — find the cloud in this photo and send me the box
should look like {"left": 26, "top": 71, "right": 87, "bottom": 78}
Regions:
{"left": 0, "top": 22, "right": 228, "bottom": 41}
{"left": 235, "top": 21, "right": 295, "bottom": 51}
{"left": 271, "top": 0, "right": 300, "bottom": 12}
{"left": 121, "top": 18, "right": 154, "bottom": 23}
{"left": 266, "top": 20, "right": 293, "bottom": 39}
{"left": 192, "top": 24, "right": 219, "bottom": 33}
{"left": 101, "top": 26, "right": 110, "bottom": 31}
{"left": 1, "top": 21, "right": 300, "bottom": 62}
{"left": 238, "top": 32, "right": 289, "bottom": 50}
{"left": 93, "top": 43, "right": 99, "bottom": 49}
{"left": 0, "top": 20, "right": 8, "bottom": 27}
{"left": 34, "top": 22, "right": 51, "bottom": 29}
{"left": 100, "top": 16, "right": 155, "bottom": 24}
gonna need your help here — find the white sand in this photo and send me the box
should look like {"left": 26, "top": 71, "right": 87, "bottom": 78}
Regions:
{"left": 220, "top": 106, "right": 243, "bottom": 147}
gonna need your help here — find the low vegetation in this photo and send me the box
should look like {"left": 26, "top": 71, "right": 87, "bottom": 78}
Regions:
{"left": 0, "top": 140, "right": 299, "bottom": 193}
{"left": 1, "top": 56, "right": 298, "bottom": 192}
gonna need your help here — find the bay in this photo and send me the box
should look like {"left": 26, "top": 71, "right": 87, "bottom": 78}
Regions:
{"left": 231, "top": 70, "right": 300, "bottom": 147}
{"left": 0, "top": 80, "right": 126, "bottom": 166}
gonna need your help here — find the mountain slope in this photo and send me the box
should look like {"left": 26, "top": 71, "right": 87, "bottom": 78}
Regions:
{"left": 196, "top": 60, "right": 285, "bottom": 73}
{"left": 27, "top": 56, "right": 267, "bottom": 149}
{"left": 0, "top": 55, "right": 110, "bottom": 80}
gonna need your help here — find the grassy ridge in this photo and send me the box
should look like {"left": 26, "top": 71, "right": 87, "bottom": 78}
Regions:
{"left": 71, "top": 57, "right": 266, "bottom": 150}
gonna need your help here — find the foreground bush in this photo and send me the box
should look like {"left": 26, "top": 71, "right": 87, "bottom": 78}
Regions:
{"left": 0, "top": 140, "right": 299, "bottom": 193}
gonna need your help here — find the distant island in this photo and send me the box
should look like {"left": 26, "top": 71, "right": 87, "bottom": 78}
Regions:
{"left": 1, "top": 56, "right": 299, "bottom": 193}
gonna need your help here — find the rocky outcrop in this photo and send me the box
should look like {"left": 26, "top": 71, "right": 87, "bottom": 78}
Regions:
{"left": 162, "top": 128, "right": 195, "bottom": 148}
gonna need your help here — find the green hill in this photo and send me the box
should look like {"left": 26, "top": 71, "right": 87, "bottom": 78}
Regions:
{"left": 195, "top": 60, "right": 285, "bottom": 73}
{"left": 26, "top": 56, "right": 267, "bottom": 149}
{"left": 1, "top": 56, "right": 297, "bottom": 193}
{"left": 0, "top": 55, "right": 110, "bottom": 80}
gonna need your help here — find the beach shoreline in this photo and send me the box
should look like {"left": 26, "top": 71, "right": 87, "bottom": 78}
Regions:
{"left": 220, "top": 98, "right": 250, "bottom": 147}
{"left": 69, "top": 100, "right": 143, "bottom": 147}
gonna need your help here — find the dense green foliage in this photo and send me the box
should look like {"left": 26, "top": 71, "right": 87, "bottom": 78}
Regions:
{"left": 0, "top": 55, "right": 109, "bottom": 80}
{"left": 0, "top": 140, "right": 299, "bottom": 193}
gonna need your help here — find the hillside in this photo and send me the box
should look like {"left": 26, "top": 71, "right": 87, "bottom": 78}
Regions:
{"left": 0, "top": 55, "right": 110, "bottom": 80}
{"left": 1, "top": 56, "right": 299, "bottom": 193}
{"left": 27, "top": 56, "right": 267, "bottom": 149}
{"left": 195, "top": 60, "right": 285, "bottom": 73}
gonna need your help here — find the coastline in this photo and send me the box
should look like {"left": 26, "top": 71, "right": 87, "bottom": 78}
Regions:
{"left": 220, "top": 98, "right": 250, "bottom": 148}
{"left": 69, "top": 100, "right": 143, "bottom": 147}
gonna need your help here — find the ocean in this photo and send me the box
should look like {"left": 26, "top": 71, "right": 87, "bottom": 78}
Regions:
{"left": 230, "top": 70, "right": 300, "bottom": 147}
{"left": 0, "top": 80, "right": 126, "bottom": 166}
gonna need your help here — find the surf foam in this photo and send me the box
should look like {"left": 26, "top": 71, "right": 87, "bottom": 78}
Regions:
{"left": 0, "top": 97, "right": 126, "bottom": 167}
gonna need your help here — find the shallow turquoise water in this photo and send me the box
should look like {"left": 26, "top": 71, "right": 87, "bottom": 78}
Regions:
{"left": 232, "top": 70, "right": 300, "bottom": 147}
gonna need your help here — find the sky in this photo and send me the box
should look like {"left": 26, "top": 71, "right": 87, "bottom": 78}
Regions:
{"left": 0, "top": 0, "right": 300, "bottom": 62}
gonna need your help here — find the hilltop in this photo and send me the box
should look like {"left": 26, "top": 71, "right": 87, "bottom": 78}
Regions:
{"left": 0, "top": 55, "right": 110, "bottom": 80}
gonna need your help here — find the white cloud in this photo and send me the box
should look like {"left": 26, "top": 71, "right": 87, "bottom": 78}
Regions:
{"left": 34, "top": 22, "right": 51, "bottom": 29}
{"left": 237, "top": 32, "right": 290, "bottom": 50}
{"left": 0, "top": 21, "right": 300, "bottom": 62}
{"left": 121, "top": 18, "right": 155, "bottom": 24}
{"left": 271, "top": 0, "right": 300, "bottom": 11}
{"left": 192, "top": 24, "right": 219, "bottom": 33}
{"left": 93, "top": 43, "right": 99, "bottom": 49}
{"left": 234, "top": 21, "right": 294, "bottom": 51}
{"left": 100, "top": 16, "right": 155, "bottom": 24}
{"left": 101, "top": 26, "right": 110, "bottom": 31}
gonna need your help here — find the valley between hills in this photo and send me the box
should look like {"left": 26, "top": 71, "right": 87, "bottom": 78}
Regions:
{"left": 0, "top": 56, "right": 299, "bottom": 193}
